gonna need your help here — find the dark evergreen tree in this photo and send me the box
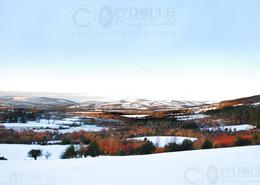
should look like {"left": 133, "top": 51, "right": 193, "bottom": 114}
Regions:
{"left": 28, "top": 149, "right": 42, "bottom": 160}
{"left": 181, "top": 139, "right": 193, "bottom": 150}
{"left": 201, "top": 139, "right": 213, "bottom": 149}
{"left": 164, "top": 142, "right": 181, "bottom": 152}
{"left": 165, "top": 139, "right": 194, "bottom": 152}
{"left": 87, "top": 141, "right": 101, "bottom": 157}
{"left": 61, "top": 145, "right": 77, "bottom": 159}
{"left": 137, "top": 141, "right": 155, "bottom": 154}
{"left": 235, "top": 137, "right": 252, "bottom": 146}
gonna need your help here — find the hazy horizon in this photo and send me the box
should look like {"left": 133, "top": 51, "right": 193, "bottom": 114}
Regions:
{"left": 0, "top": 90, "right": 259, "bottom": 103}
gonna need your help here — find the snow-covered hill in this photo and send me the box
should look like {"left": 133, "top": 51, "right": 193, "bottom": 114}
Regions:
{"left": 0, "top": 96, "right": 75, "bottom": 108}
{"left": 71, "top": 99, "right": 210, "bottom": 111}
{"left": 1, "top": 95, "right": 259, "bottom": 111}
{"left": 0, "top": 146, "right": 259, "bottom": 185}
{"left": 0, "top": 96, "right": 210, "bottom": 110}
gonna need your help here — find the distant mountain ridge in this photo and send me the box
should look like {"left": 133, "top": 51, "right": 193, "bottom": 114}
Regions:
{"left": 0, "top": 96, "right": 76, "bottom": 108}
{"left": 71, "top": 99, "right": 211, "bottom": 111}
{"left": 0, "top": 95, "right": 259, "bottom": 110}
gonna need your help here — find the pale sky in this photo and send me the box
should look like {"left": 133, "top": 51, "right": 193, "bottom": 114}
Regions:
{"left": 0, "top": 0, "right": 259, "bottom": 101}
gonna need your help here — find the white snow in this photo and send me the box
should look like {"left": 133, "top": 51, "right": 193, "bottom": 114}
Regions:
{"left": 1, "top": 119, "right": 106, "bottom": 133}
{"left": 0, "top": 146, "right": 259, "bottom": 185}
{"left": 0, "top": 144, "right": 70, "bottom": 160}
{"left": 175, "top": 114, "right": 209, "bottom": 121}
{"left": 12, "top": 96, "right": 27, "bottom": 101}
{"left": 128, "top": 136, "right": 197, "bottom": 147}
{"left": 76, "top": 99, "right": 209, "bottom": 110}
{"left": 55, "top": 125, "right": 106, "bottom": 133}
{"left": 205, "top": 124, "right": 256, "bottom": 132}
{"left": 2, "top": 122, "right": 61, "bottom": 130}
{"left": 121, "top": 114, "right": 149, "bottom": 118}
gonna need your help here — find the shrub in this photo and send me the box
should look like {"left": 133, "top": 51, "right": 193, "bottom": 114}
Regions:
{"left": 28, "top": 149, "right": 42, "bottom": 160}
{"left": 0, "top": 156, "right": 7, "bottom": 160}
{"left": 128, "top": 141, "right": 155, "bottom": 155}
{"left": 252, "top": 134, "right": 260, "bottom": 145}
{"left": 61, "top": 145, "right": 78, "bottom": 159}
{"left": 135, "top": 141, "right": 155, "bottom": 155}
{"left": 181, "top": 139, "right": 194, "bottom": 150}
{"left": 211, "top": 135, "right": 236, "bottom": 147}
{"left": 117, "top": 150, "right": 127, "bottom": 156}
{"left": 165, "top": 142, "right": 181, "bottom": 152}
{"left": 98, "top": 138, "right": 121, "bottom": 155}
{"left": 164, "top": 139, "right": 194, "bottom": 152}
{"left": 201, "top": 139, "right": 213, "bottom": 149}
{"left": 235, "top": 137, "right": 253, "bottom": 146}
{"left": 87, "top": 141, "right": 101, "bottom": 157}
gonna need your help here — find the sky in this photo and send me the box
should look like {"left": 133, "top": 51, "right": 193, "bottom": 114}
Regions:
{"left": 0, "top": 0, "right": 260, "bottom": 101}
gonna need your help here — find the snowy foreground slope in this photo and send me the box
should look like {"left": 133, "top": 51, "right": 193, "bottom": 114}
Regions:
{"left": 0, "top": 144, "right": 69, "bottom": 160}
{"left": 1, "top": 146, "right": 260, "bottom": 185}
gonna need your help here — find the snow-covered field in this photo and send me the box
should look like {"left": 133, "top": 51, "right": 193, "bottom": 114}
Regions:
{"left": 121, "top": 114, "right": 149, "bottom": 118}
{"left": 0, "top": 146, "right": 259, "bottom": 185}
{"left": 1, "top": 119, "right": 106, "bottom": 133}
{"left": 0, "top": 144, "right": 70, "bottom": 160}
{"left": 128, "top": 136, "right": 197, "bottom": 147}
{"left": 205, "top": 124, "right": 256, "bottom": 132}
{"left": 175, "top": 114, "right": 209, "bottom": 121}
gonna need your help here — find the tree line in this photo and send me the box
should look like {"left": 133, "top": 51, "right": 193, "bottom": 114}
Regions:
{"left": 206, "top": 105, "right": 260, "bottom": 127}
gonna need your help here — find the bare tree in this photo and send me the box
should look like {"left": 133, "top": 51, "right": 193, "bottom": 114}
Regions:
{"left": 44, "top": 151, "right": 51, "bottom": 160}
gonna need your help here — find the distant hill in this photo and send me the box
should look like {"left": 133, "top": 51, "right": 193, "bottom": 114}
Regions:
{"left": 0, "top": 96, "right": 76, "bottom": 109}
{"left": 218, "top": 95, "right": 260, "bottom": 108}
{"left": 1, "top": 95, "right": 259, "bottom": 111}
{"left": 71, "top": 99, "right": 210, "bottom": 111}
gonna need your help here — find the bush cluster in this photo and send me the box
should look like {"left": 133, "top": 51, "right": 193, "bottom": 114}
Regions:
{"left": 61, "top": 141, "right": 101, "bottom": 159}
{"left": 164, "top": 139, "right": 194, "bottom": 152}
